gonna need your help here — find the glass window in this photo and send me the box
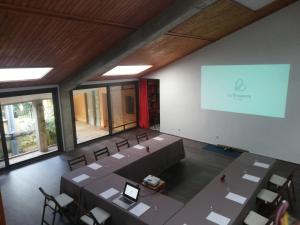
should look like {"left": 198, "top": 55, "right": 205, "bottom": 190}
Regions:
{"left": 0, "top": 93, "right": 58, "bottom": 165}
{"left": 110, "top": 84, "right": 137, "bottom": 133}
{"left": 73, "top": 87, "right": 109, "bottom": 144}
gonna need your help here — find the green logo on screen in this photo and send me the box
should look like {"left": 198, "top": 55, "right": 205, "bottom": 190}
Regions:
{"left": 234, "top": 78, "right": 247, "bottom": 92}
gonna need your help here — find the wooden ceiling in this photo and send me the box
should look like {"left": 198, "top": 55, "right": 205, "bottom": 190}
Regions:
{"left": 0, "top": 0, "right": 297, "bottom": 88}
{"left": 0, "top": 0, "right": 175, "bottom": 88}
{"left": 95, "top": 0, "right": 297, "bottom": 81}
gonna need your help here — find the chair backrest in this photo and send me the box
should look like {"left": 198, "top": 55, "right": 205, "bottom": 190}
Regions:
{"left": 94, "top": 147, "right": 110, "bottom": 161}
{"left": 116, "top": 139, "right": 130, "bottom": 152}
{"left": 136, "top": 133, "right": 148, "bottom": 144}
{"left": 286, "top": 169, "right": 296, "bottom": 186}
{"left": 39, "top": 187, "right": 59, "bottom": 208}
{"left": 67, "top": 155, "right": 87, "bottom": 171}
{"left": 266, "top": 188, "right": 284, "bottom": 216}
{"left": 85, "top": 211, "right": 100, "bottom": 225}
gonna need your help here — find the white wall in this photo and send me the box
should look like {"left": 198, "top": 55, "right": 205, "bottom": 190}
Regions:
{"left": 147, "top": 2, "right": 300, "bottom": 163}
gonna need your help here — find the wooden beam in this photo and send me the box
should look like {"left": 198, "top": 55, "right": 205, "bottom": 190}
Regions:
{"left": 0, "top": 2, "right": 135, "bottom": 30}
{"left": 0, "top": 2, "right": 216, "bottom": 42}
{"left": 60, "top": 0, "right": 218, "bottom": 91}
{"left": 167, "top": 32, "right": 218, "bottom": 42}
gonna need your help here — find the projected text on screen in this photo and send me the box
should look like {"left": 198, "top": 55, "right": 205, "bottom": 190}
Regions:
{"left": 201, "top": 64, "right": 290, "bottom": 118}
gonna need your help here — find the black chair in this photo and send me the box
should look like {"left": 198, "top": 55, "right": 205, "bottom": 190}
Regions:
{"left": 115, "top": 139, "right": 130, "bottom": 152}
{"left": 136, "top": 132, "right": 148, "bottom": 144}
{"left": 80, "top": 207, "right": 111, "bottom": 225}
{"left": 39, "top": 187, "right": 74, "bottom": 225}
{"left": 256, "top": 186, "right": 284, "bottom": 217}
{"left": 94, "top": 147, "right": 110, "bottom": 161}
{"left": 268, "top": 169, "right": 297, "bottom": 208}
{"left": 67, "top": 155, "right": 87, "bottom": 171}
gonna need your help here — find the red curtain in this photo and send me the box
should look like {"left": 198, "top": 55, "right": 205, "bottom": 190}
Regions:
{"left": 139, "top": 79, "right": 149, "bottom": 128}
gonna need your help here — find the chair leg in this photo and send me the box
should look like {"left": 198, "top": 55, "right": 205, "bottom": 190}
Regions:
{"left": 287, "top": 188, "right": 294, "bottom": 210}
{"left": 291, "top": 181, "right": 296, "bottom": 202}
{"left": 41, "top": 199, "right": 47, "bottom": 225}
{"left": 52, "top": 207, "right": 57, "bottom": 225}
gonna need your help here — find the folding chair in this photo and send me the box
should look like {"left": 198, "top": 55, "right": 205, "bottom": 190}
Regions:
{"left": 94, "top": 147, "right": 110, "bottom": 161}
{"left": 136, "top": 132, "right": 148, "bottom": 144}
{"left": 80, "top": 207, "right": 110, "bottom": 225}
{"left": 67, "top": 155, "right": 87, "bottom": 171}
{"left": 39, "top": 187, "right": 74, "bottom": 225}
{"left": 115, "top": 139, "right": 130, "bottom": 152}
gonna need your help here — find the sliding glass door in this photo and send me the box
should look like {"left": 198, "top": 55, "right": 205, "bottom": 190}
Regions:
{"left": 0, "top": 91, "right": 60, "bottom": 167}
{"left": 110, "top": 84, "right": 137, "bottom": 134}
{"left": 73, "top": 87, "right": 109, "bottom": 144}
{"left": 72, "top": 82, "right": 138, "bottom": 144}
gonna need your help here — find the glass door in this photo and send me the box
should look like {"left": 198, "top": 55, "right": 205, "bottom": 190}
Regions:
{"left": 110, "top": 84, "right": 137, "bottom": 134}
{"left": 73, "top": 87, "right": 109, "bottom": 144}
{"left": 0, "top": 93, "right": 58, "bottom": 165}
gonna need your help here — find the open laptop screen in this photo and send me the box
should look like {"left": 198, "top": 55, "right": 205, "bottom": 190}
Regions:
{"left": 124, "top": 182, "right": 140, "bottom": 201}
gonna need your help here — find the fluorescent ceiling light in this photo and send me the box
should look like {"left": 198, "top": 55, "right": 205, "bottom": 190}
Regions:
{"left": 234, "top": 0, "right": 275, "bottom": 10}
{"left": 0, "top": 67, "right": 53, "bottom": 82}
{"left": 103, "top": 65, "right": 152, "bottom": 76}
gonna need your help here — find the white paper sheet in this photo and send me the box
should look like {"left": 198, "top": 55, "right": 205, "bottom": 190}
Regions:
{"left": 72, "top": 174, "right": 90, "bottom": 183}
{"left": 225, "top": 192, "right": 247, "bottom": 204}
{"left": 153, "top": 137, "right": 164, "bottom": 141}
{"left": 99, "top": 188, "right": 119, "bottom": 199}
{"left": 129, "top": 202, "right": 151, "bottom": 217}
{"left": 242, "top": 174, "right": 260, "bottom": 183}
{"left": 133, "top": 145, "right": 145, "bottom": 150}
{"left": 206, "top": 212, "right": 231, "bottom": 225}
{"left": 253, "top": 161, "right": 270, "bottom": 169}
{"left": 87, "top": 163, "right": 102, "bottom": 170}
{"left": 112, "top": 153, "right": 125, "bottom": 159}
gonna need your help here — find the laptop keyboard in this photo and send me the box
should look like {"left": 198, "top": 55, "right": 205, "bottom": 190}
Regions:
{"left": 119, "top": 196, "right": 133, "bottom": 205}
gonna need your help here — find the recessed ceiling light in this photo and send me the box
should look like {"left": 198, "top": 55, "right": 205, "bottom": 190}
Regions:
{"left": 234, "top": 0, "right": 276, "bottom": 10}
{"left": 103, "top": 65, "right": 152, "bottom": 76}
{"left": 0, "top": 67, "right": 53, "bottom": 82}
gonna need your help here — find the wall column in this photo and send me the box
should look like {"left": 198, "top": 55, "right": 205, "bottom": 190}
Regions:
{"left": 59, "top": 89, "right": 75, "bottom": 152}
{"left": 32, "top": 100, "right": 48, "bottom": 152}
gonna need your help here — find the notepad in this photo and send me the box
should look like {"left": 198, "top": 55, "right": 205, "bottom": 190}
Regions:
{"left": 112, "top": 153, "right": 125, "bottom": 159}
{"left": 206, "top": 212, "right": 231, "bottom": 225}
{"left": 72, "top": 174, "right": 90, "bottom": 183}
{"left": 226, "top": 192, "right": 247, "bottom": 204}
{"left": 253, "top": 161, "right": 270, "bottom": 169}
{"left": 134, "top": 145, "right": 145, "bottom": 150}
{"left": 87, "top": 163, "right": 102, "bottom": 170}
{"left": 129, "top": 202, "right": 151, "bottom": 217}
{"left": 242, "top": 174, "right": 260, "bottom": 183}
{"left": 99, "top": 188, "right": 119, "bottom": 199}
{"left": 153, "top": 137, "right": 164, "bottom": 141}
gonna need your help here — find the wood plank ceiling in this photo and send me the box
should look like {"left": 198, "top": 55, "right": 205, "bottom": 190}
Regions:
{"left": 0, "top": 0, "right": 297, "bottom": 88}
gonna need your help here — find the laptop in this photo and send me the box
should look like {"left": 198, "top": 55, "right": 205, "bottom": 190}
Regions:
{"left": 112, "top": 182, "right": 140, "bottom": 209}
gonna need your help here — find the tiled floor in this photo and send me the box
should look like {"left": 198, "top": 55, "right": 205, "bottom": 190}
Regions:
{"left": 0, "top": 128, "right": 299, "bottom": 225}
{"left": 75, "top": 121, "right": 109, "bottom": 144}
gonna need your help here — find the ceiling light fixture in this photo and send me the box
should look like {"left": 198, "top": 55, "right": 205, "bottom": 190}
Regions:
{"left": 103, "top": 65, "right": 152, "bottom": 76}
{"left": 0, "top": 67, "right": 53, "bottom": 82}
{"left": 234, "top": 0, "right": 276, "bottom": 10}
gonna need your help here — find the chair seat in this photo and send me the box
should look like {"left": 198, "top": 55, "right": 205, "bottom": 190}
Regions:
{"left": 257, "top": 189, "right": 278, "bottom": 203}
{"left": 269, "top": 174, "right": 287, "bottom": 187}
{"left": 244, "top": 211, "right": 269, "bottom": 225}
{"left": 48, "top": 193, "right": 74, "bottom": 209}
{"left": 80, "top": 207, "right": 110, "bottom": 225}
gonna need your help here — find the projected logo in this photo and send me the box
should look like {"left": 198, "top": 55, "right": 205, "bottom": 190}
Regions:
{"left": 234, "top": 78, "right": 247, "bottom": 92}
{"left": 227, "top": 78, "right": 251, "bottom": 100}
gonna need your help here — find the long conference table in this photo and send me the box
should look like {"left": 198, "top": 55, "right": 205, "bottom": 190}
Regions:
{"left": 60, "top": 134, "right": 276, "bottom": 225}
